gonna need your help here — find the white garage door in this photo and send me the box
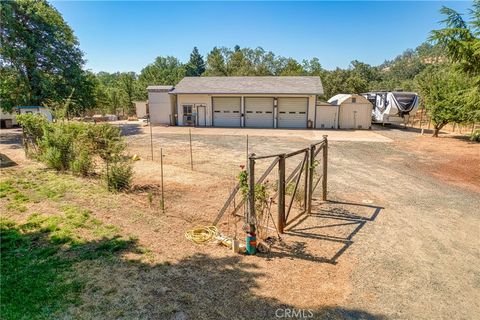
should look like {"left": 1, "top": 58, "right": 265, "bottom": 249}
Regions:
{"left": 245, "top": 97, "right": 274, "bottom": 128}
{"left": 213, "top": 97, "right": 241, "bottom": 127}
{"left": 277, "top": 98, "right": 308, "bottom": 128}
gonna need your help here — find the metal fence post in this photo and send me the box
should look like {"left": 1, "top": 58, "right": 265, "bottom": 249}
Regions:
{"left": 303, "top": 150, "right": 309, "bottom": 212}
{"left": 248, "top": 154, "right": 256, "bottom": 233}
{"left": 278, "top": 154, "right": 286, "bottom": 234}
{"left": 149, "top": 115, "right": 154, "bottom": 161}
{"left": 307, "top": 144, "right": 315, "bottom": 214}
{"left": 322, "top": 135, "right": 328, "bottom": 201}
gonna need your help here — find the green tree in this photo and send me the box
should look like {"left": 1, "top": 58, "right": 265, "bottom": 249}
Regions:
{"left": 205, "top": 47, "right": 228, "bottom": 76}
{"left": 226, "top": 46, "right": 256, "bottom": 76}
{"left": 0, "top": 0, "right": 93, "bottom": 113}
{"left": 138, "top": 56, "right": 185, "bottom": 90}
{"left": 279, "top": 58, "right": 306, "bottom": 76}
{"left": 430, "top": 1, "right": 480, "bottom": 77}
{"left": 428, "top": 1, "right": 480, "bottom": 131}
{"left": 185, "top": 47, "right": 206, "bottom": 76}
{"left": 322, "top": 68, "right": 369, "bottom": 99}
{"left": 119, "top": 72, "right": 136, "bottom": 116}
{"left": 415, "top": 64, "right": 474, "bottom": 137}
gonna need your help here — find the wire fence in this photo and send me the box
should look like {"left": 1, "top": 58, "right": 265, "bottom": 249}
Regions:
{"left": 406, "top": 108, "right": 478, "bottom": 135}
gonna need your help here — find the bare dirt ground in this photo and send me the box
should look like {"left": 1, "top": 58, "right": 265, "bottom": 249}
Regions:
{"left": 1, "top": 124, "right": 479, "bottom": 320}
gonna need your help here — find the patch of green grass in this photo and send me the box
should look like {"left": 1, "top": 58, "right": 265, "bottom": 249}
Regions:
{"left": 1, "top": 180, "right": 30, "bottom": 212}
{"left": 0, "top": 181, "right": 17, "bottom": 198}
{"left": 0, "top": 168, "right": 147, "bottom": 319}
{"left": 0, "top": 210, "right": 136, "bottom": 319}
{"left": 0, "top": 218, "right": 84, "bottom": 319}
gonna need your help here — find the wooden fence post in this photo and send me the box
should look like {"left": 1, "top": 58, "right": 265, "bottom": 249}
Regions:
{"left": 419, "top": 106, "right": 424, "bottom": 129}
{"left": 277, "top": 154, "right": 286, "bottom": 234}
{"left": 322, "top": 135, "right": 328, "bottom": 201}
{"left": 248, "top": 155, "right": 256, "bottom": 233}
{"left": 307, "top": 144, "right": 315, "bottom": 214}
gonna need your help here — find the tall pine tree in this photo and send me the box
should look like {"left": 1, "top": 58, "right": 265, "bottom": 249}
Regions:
{"left": 185, "top": 47, "right": 206, "bottom": 76}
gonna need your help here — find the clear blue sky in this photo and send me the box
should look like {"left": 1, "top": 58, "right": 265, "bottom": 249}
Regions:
{"left": 52, "top": 1, "right": 473, "bottom": 73}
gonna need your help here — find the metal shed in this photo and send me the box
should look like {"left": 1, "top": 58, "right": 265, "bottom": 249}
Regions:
{"left": 328, "top": 94, "right": 372, "bottom": 129}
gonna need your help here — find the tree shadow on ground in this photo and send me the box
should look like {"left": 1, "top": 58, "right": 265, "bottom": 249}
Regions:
{"left": 0, "top": 153, "right": 17, "bottom": 168}
{"left": 116, "top": 122, "right": 143, "bottom": 136}
{"left": 1, "top": 220, "right": 387, "bottom": 320}
{"left": 372, "top": 123, "right": 433, "bottom": 134}
{"left": 261, "top": 200, "right": 383, "bottom": 265}
{"left": 0, "top": 129, "right": 23, "bottom": 148}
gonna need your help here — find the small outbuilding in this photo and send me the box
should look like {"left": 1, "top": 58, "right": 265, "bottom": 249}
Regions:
{"left": 327, "top": 94, "right": 372, "bottom": 129}
{"left": 147, "top": 86, "right": 175, "bottom": 125}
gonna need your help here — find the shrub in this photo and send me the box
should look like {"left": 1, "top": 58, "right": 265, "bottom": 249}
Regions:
{"left": 40, "top": 124, "right": 76, "bottom": 171}
{"left": 70, "top": 150, "right": 93, "bottom": 176}
{"left": 470, "top": 129, "right": 480, "bottom": 142}
{"left": 16, "top": 114, "right": 52, "bottom": 142}
{"left": 42, "top": 146, "right": 64, "bottom": 171}
{"left": 105, "top": 161, "right": 133, "bottom": 191}
{"left": 17, "top": 118, "right": 132, "bottom": 191}
{"left": 85, "top": 124, "right": 125, "bottom": 161}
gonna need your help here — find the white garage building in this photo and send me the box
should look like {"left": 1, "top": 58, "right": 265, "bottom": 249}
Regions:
{"left": 327, "top": 94, "right": 373, "bottom": 129}
{"left": 168, "top": 76, "right": 323, "bottom": 128}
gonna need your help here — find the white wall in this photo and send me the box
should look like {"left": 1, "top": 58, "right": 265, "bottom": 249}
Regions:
{"left": 176, "top": 94, "right": 211, "bottom": 126}
{"left": 134, "top": 101, "right": 147, "bottom": 119}
{"left": 0, "top": 109, "right": 17, "bottom": 125}
{"left": 148, "top": 91, "right": 174, "bottom": 125}
{"left": 315, "top": 104, "right": 339, "bottom": 129}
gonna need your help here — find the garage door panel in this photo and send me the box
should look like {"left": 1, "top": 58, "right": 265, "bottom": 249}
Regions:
{"left": 213, "top": 97, "right": 241, "bottom": 127}
{"left": 245, "top": 97, "right": 274, "bottom": 128}
{"left": 278, "top": 98, "right": 308, "bottom": 128}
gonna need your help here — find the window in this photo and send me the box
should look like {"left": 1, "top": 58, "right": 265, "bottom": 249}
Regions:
{"left": 352, "top": 97, "right": 357, "bottom": 103}
{"left": 183, "top": 105, "right": 193, "bottom": 115}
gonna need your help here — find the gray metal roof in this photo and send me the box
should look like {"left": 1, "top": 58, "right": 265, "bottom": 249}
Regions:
{"left": 147, "top": 85, "right": 174, "bottom": 92}
{"left": 170, "top": 76, "right": 323, "bottom": 95}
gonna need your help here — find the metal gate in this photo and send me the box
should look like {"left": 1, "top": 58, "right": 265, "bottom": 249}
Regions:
{"left": 213, "top": 135, "right": 328, "bottom": 234}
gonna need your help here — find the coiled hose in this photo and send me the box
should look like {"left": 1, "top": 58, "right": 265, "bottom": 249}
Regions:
{"left": 185, "top": 226, "right": 218, "bottom": 244}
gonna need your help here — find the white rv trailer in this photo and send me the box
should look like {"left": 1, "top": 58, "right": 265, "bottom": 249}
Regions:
{"left": 362, "top": 91, "right": 419, "bottom": 124}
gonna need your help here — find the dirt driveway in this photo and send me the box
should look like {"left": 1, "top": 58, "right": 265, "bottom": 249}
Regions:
{"left": 1, "top": 124, "right": 478, "bottom": 319}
